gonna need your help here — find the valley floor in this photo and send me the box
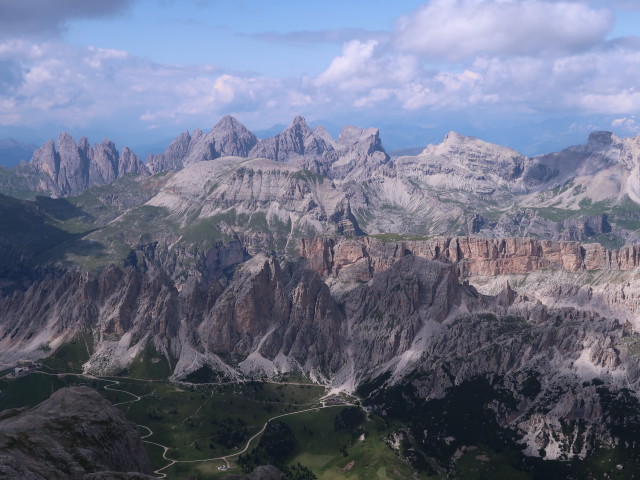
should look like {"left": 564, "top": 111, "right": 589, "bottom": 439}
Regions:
{"left": 0, "top": 366, "right": 425, "bottom": 480}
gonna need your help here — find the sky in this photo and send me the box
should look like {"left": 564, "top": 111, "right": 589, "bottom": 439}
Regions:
{"left": 1, "top": 0, "right": 640, "bottom": 155}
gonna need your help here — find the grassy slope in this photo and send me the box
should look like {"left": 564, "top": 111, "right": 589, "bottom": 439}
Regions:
{"left": 282, "top": 408, "right": 425, "bottom": 480}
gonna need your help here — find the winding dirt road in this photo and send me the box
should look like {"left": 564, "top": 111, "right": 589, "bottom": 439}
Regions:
{"left": 20, "top": 370, "right": 360, "bottom": 478}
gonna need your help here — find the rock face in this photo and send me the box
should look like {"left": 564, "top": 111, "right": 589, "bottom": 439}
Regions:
{"left": 297, "top": 235, "right": 640, "bottom": 281}
{"left": 0, "top": 386, "right": 153, "bottom": 479}
{"left": 143, "top": 157, "right": 359, "bottom": 254}
{"left": 0, "top": 265, "right": 181, "bottom": 369}
{"left": 28, "top": 133, "right": 149, "bottom": 196}
{"left": 146, "top": 115, "right": 258, "bottom": 173}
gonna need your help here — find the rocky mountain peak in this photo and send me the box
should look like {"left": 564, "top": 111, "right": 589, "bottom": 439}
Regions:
{"left": 329, "top": 125, "right": 390, "bottom": 179}
{"left": 30, "top": 139, "right": 59, "bottom": 180}
{"left": 291, "top": 115, "right": 308, "bottom": 127}
{"left": 147, "top": 117, "right": 258, "bottom": 173}
{"left": 442, "top": 130, "right": 467, "bottom": 145}
{"left": 247, "top": 115, "right": 333, "bottom": 172}
{"left": 142, "top": 116, "right": 392, "bottom": 179}
{"left": 587, "top": 131, "right": 619, "bottom": 147}
{"left": 210, "top": 115, "right": 257, "bottom": 157}
{"left": 409, "top": 131, "right": 528, "bottom": 185}
{"left": 431, "top": 130, "right": 523, "bottom": 160}
{"left": 56, "top": 132, "right": 80, "bottom": 160}
{"left": 285, "top": 115, "right": 312, "bottom": 141}
{"left": 337, "top": 125, "right": 381, "bottom": 148}
{"left": 78, "top": 136, "right": 90, "bottom": 152}
{"left": 146, "top": 130, "right": 196, "bottom": 173}
{"left": 215, "top": 114, "right": 239, "bottom": 127}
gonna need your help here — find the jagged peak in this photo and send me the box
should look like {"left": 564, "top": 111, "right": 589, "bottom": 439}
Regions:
{"left": 337, "top": 125, "right": 380, "bottom": 146}
{"left": 587, "top": 131, "right": 620, "bottom": 147}
{"left": 213, "top": 114, "right": 247, "bottom": 131}
{"left": 41, "top": 139, "right": 56, "bottom": 150}
{"left": 99, "top": 138, "right": 116, "bottom": 148}
{"left": 78, "top": 136, "right": 90, "bottom": 150}
{"left": 287, "top": 115, "right": 310, "bottom": 133}
{"left": 57, "top": 132, "right": 75, "bottom": 145}
{"left": 443, "top": 130, "right": 470, "bottom": 144}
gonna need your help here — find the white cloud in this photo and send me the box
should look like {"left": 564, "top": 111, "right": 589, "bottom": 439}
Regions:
{"left": 314, "top": 40, "right": 379, "bottom": 90}
{"left": 578, "top": 91, "right": 640, "bottom": 114}
{"left": 0, "top": 39, "right": 296, "bottom": 131}
{"left": 611, "top": 116, "right": 639, "bottom": 134}
{"left": 395, "top": 0, "right": 614, "bottom": 61}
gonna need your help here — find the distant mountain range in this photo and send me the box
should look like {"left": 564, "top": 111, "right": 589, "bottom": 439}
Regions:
{"left": 5, "top": 115, "right": 640, "bottom": 248}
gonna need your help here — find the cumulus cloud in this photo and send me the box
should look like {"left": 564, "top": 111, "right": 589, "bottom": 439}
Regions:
{"left": 315, "top": 40, "right": 380, "bottom": 90}
{"left": 310, "top": 29, "right": 640, "bottom": 119}
{"left": 0, "top": 39, "right": 300, "bottom": 133}
{"left": 395, "top": 0, "right": 614, "bottom": 61}
{"left": 0, "top": 0, "right": 132, "bottom": 38}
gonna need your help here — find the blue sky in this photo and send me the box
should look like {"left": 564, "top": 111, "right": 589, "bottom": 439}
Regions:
{"left": 1, "top": 0, "right": 640, "bottom": 155}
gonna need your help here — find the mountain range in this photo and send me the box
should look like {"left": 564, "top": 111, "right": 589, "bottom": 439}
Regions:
{"left": 3, "top": 115, "right": 640, "bottom": 475}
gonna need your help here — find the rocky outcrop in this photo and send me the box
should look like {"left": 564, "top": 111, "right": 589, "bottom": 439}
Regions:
{"left": 145, "top": 130, "right": 193, "bottom": 173}
{"left": 146, "top": 115, "right": 258, "bottom": 173}
{"left": 0, "top": 386, "right": 153, "bottom": 479}
{"left": 344, "top": 255, "right": 475, "bottom": 375}
{"left": 200, "top": 255, "right": 347, "bottom": 377}
{"left": 28, "top": 133, "right": 148, "bottom": 196}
